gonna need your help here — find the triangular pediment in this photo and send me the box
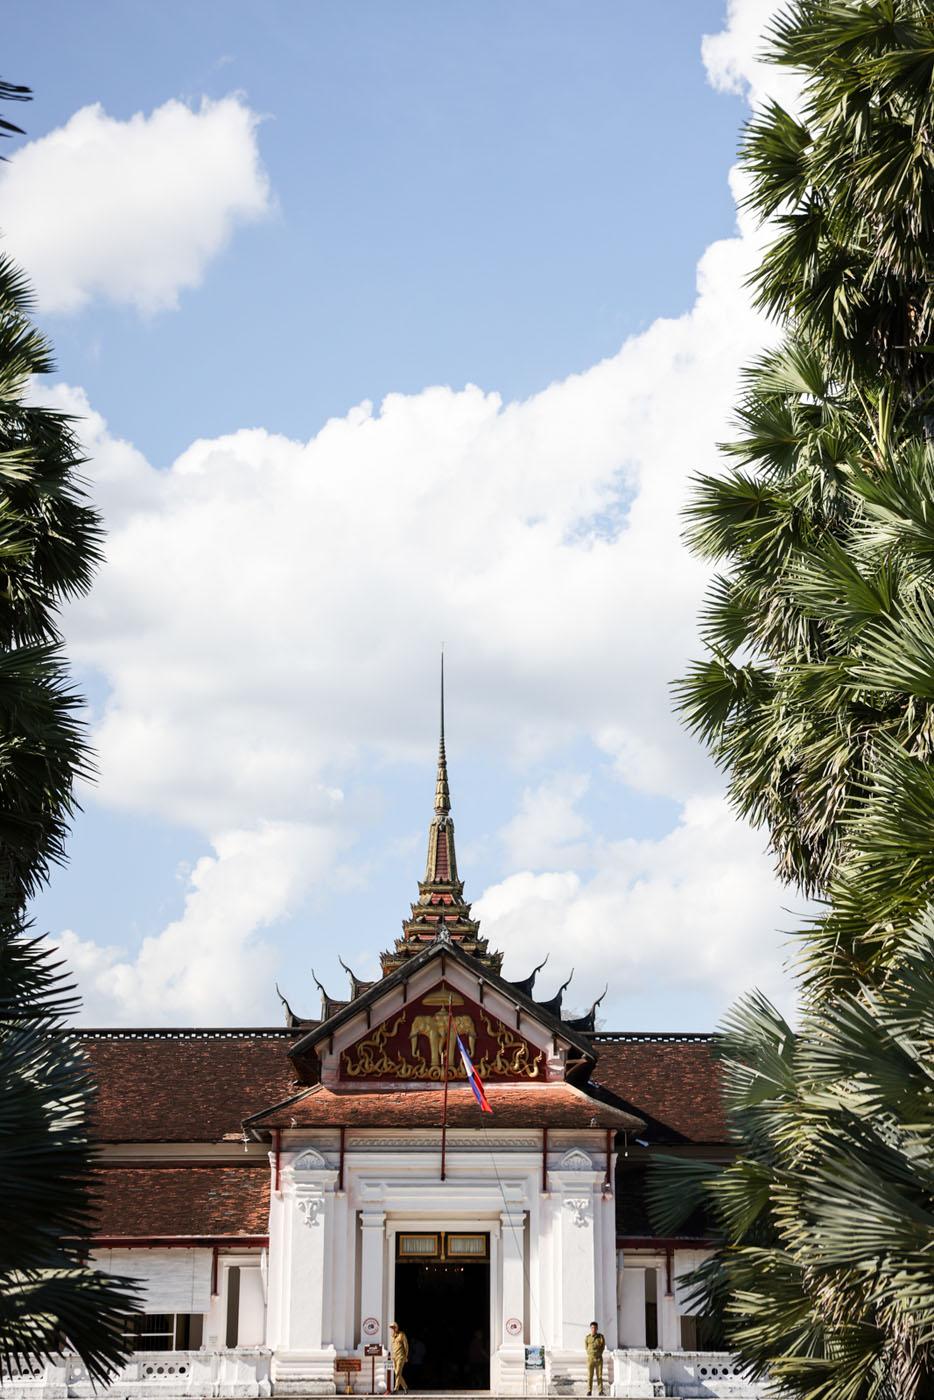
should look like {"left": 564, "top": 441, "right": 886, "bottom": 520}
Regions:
{"left": 340, "top": 980, "right": 545, "bottom": 1083}
{"left": 290, "top": 937, "right": 593, "bottom": 1087}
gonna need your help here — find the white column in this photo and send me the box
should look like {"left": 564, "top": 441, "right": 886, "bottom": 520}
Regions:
{"left": 495, "top": 1207, "right": 527, "bottom": 1395}
{"left": 559, "top": 1191, "right": 597, "bottom": 1349}
{"left": 359, "top": 1211, "right": 386, "bottom": 1347}
{"left": 272, "top": 1152, "right": 339, "bottom": 1395}
{"left": 545, "top": 1158, "right": 604, "bottom": 1390}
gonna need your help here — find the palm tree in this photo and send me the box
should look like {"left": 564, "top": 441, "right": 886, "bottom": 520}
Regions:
{"left": 0, "top": 89, "right": 139, "bottom": 1380}
{"left": 651, "top": 4, "right": 934, "bottom": 1396}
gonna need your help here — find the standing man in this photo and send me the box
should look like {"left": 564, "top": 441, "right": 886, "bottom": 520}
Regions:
{"left": 389, "top": 1322, "right": 409, "bottom": 1394}
{"left": 585, "top": 1320, "right": 606, "bottom": 1396}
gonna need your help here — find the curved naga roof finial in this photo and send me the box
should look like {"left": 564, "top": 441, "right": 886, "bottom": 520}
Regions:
{"left": 507, "top": 952, "right": 550, "bottom": 998}
{"left": 276, "top": 982, "right": 302, "bottom": 1028}
{"left": 534, "top": 967, "right": 574, "bottom": 1019}
{"left": 338, "top": 956, "right": 372, "bottom": 1000}
{"left": 563, "top": 983, "right": 608, "bottom": 1033}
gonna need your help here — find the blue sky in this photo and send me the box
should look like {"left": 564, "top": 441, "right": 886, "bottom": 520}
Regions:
{"left": 15, "top": 1, "right": 745, "bottom": 466}
{"left": 6, "top": 0, "right": 801, "bottom": 1030}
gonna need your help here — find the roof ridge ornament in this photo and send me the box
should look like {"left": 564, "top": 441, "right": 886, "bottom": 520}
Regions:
{"left": 434, "top": 917, "right": 452, "bottom": 944}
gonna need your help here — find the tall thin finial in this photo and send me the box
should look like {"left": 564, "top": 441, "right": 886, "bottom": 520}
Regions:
{"left": 435, "top": 652, "right": 450, "bottom": 816}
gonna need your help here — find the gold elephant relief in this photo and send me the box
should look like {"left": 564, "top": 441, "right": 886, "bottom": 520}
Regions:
{"left": 409, "top": 1009, "right": 476, "bottom": 1068}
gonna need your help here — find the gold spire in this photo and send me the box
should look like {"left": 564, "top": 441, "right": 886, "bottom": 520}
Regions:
{"left": 379, "top": 655, "right": 502, "bottom": 977}
{"left": 435, "top": 653, "right": 450, "bottom": 816}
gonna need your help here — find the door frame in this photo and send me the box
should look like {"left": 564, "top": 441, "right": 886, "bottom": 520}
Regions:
{"left": 385, "top": 1219, "right": 500, "bottom": 1357}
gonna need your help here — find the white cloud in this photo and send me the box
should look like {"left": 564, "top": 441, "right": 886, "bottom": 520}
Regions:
{"left": 500, "top": 773, "right": 591, "bottom": 871}
{"left": 53, "top": 215, "right": 770, "bottom": 834}
{"left": 480, "top": 796, "right": 801, "bottom": 1026}
{"left": 1, "top": 96, "right": 271, "bottom": 314}
{"left": 43, "top": 1, "right": 800, "bottom": 1026}
{"left": 54, "top": 819, "right": 344, "bottom": 1026}
{"left": 703, "top": 0, "right": 805, "bottom": 115}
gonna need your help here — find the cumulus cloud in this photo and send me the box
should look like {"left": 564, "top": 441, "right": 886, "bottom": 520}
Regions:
{"left": 703, "top": 0, "right": 805, "bottom": 115}
{"left": 46, "top": 214, "right": 780, "bottom": 1025}
{"left": 43, "top": 0, "right": 800, "bottom": 1027}
{"left": 500, "top": 773, "right": 592, "bottom": 871}
{"left": 481, "top": 797, "right": 802, "bottom": 1026}
{"left": 0, "top": 96, "right": 271, "bottom": 314}
{"left": 57, "top": 820, "right": 344, "bottom": 1026}
{"left": 52, "top": 214, "right": 770, "bottom": 836}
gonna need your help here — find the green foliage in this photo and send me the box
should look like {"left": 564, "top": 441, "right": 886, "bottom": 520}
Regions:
{"left": 649, "top": 945, "right": 934, "bottom": 1400}
{"left": 0, "top": 925, "right": 139, "bottom": 1381}
{"left": 0, "top": 131, "right": 138, "bottom": 1378}
{"left": 654, "top": 3, "right": 934, "bottom": 1396}
{"left": 746, "top": 1, "right": 934, "bottom": 389}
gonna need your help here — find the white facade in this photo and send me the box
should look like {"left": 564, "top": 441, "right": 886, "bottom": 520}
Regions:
{"left": 264, "top": 1129, "right": 616, "bottom": 1393}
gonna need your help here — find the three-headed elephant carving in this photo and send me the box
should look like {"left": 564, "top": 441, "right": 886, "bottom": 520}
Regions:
{"left": 409, "top": 1010, "right": 477, "bottom": 1068}
{"left": 409, "top": 1013, "right": 444, "bottom": 1066}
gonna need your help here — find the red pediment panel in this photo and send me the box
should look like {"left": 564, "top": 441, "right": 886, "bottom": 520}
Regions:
{"left": 339, "top": 982, "right": 546, "bottom": 1082}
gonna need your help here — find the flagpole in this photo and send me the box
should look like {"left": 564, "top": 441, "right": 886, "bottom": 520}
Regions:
{"left": 441, "top": 994, "right": 454, "bottom": 1181}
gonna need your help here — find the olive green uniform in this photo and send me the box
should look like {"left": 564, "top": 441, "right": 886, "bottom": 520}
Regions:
{"left": 390, "top": 1329, "right": 409, "bottom": 1394}
{"left": 585, "top": 1329, "right": 606, "bottom": 1395}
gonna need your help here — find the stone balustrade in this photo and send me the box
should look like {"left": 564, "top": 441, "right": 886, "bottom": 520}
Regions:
{"left": 612, "top": 1348, "right": 769, "bottom": 1398}
{"left": 0, "top": 1351, "right": 272, "bottom": 1400}
{"left": 1, "top": 1348, "right": 769, "bottom": 1399}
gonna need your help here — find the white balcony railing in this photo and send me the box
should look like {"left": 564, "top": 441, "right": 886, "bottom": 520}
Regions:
{"left": 0, "top": 1351, "right": 272, "bottom": 1400}
{"left": 613, "top": 1348, "right": 769, "bottom": 1398}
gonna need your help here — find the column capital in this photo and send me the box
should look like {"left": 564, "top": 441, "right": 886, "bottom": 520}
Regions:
{"left": 360, "top": 1210, "right": 386, "bottom": 1229}
{"left": 500, "top": 1206, "right": 525, "bottom": 1227}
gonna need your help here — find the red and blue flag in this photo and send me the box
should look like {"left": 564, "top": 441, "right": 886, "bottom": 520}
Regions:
{"left": 456, "top": 1035, "right": 493, "bottom": 1114}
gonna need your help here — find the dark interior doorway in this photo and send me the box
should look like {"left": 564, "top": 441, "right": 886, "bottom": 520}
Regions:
{"left": 394, "top": 1252, "right": 490, "bottom": 1391}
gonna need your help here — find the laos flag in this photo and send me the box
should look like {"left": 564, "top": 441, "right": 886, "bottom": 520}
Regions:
{"left": 457, "top": 1035, "right": 493, "bottom": 1114}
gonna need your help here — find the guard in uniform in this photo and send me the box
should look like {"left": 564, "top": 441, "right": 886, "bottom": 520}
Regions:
{"left": 389, "top": 1322, "right": 409, "bottom": 1394}
{"left": 585, "top": 1320, "right": 606, "bottom": 1396}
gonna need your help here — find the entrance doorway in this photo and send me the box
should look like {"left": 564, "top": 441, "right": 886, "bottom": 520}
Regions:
{"left": 393, "top": 1233, "right": 490, "bottom": 1391}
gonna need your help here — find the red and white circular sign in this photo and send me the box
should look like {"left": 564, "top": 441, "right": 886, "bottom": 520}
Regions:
{"left": 505, "top": 1317, "right": 522, "bottom": 1337}
{"left": 362, "top": 1317, "right": 380, "bottom": 1337}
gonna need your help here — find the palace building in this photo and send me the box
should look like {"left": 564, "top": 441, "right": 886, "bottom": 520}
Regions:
{"left": 15, "top": 711, "right": 767, "bottom": 1400}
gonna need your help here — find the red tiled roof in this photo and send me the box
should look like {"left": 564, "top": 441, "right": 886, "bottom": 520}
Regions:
{"left": 591, "top": 1036, "right": 729, "bottom": 1143}
{"left": 77, "top": 1029, "right": 726, "bottom": 1146}
{"left": 80, "top": 1033, "right": 300, "bottom": 1142}
{"left": 247, "top": 1081, "right": 643, "bottom": 1130}
{"left": 89, "top": 1164, "right": 270, "bottom": 1237}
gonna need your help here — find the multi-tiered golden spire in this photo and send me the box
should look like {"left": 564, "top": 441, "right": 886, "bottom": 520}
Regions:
{"left": 380, "top": 657, "right": 500, "bottom": 976}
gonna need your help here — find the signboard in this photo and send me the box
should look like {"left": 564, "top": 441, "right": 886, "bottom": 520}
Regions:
{"left": 335, "top": 1360, "right": 362, "bottom": 1372}
{"left": 525, "top": 1346, "right": 545, "bottom": 1370}
{"left": 364, "top": 1345, "right": 382, "bottom": 1357}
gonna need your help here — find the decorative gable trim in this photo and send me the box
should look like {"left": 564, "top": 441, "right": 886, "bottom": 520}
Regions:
{"left": 338, "top": 981, "right": 546, "bottom": 1084}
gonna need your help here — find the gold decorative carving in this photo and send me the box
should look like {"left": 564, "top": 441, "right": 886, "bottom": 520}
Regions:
{"left": 341, "top": 1000, "right": 544, "bottom": 1081}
